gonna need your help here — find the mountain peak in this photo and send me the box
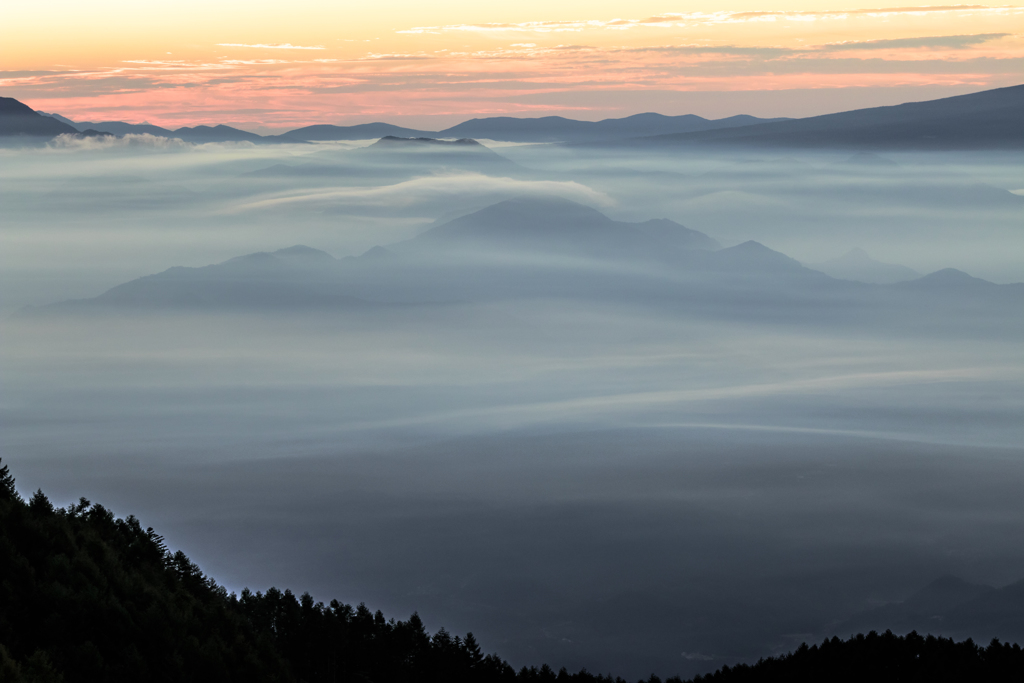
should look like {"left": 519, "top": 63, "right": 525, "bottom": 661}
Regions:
{"left": 405, "top": 196, "right": 723, "bottom": 264}
{"left": 728, "top": 240, "right": 780, "bottom": 254}
{"left": 272, "top": 245, "right": 335, "bottom": 260}
{"left": 838, "top": 247, "right": 873, "bottom": 262}
{"left": 708, "top": 240, "right": 809, "bottom": 274}
{"left": 0, "top": 96, "right": 80, "bottom": 138}
{"left": 360, "top": 245, "right": 395, "bottom": 260}
{"left": 0, "top": 97, "right": 39, "bottom": 117}
{"left": 421, "top": 196, "right": 613, "bottom": 243}
{"left": 915, "top": 268, "right": 993, "bottom": 286}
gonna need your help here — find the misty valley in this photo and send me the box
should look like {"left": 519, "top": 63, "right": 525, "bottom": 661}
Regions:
{"left": 1, "top": 88, "right": 1023, "bottom": 681}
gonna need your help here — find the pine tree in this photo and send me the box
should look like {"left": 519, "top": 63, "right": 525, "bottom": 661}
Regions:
{"left": 464, "top": 632, "right": 484, "bottom": 666}
{"left": 0, "top": 458, "right": 17, "bottom": 501}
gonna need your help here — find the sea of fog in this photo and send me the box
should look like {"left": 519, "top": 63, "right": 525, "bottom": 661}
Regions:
{"left": 1, "top": 138, "right": 1022, "bottom": 678}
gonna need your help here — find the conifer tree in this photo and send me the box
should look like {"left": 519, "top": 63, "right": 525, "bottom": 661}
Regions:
{"left": 464, "top": 632, "right": 484, "bottom": 666}
{"left": 0, "top": 458, "right": 17, "bottom": 501}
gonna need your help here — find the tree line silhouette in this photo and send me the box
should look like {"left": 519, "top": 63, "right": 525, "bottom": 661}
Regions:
{"left": 1, "top": 458, "right": 1021, "bottom": 682}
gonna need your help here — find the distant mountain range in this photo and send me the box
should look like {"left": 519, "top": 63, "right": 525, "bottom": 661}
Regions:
{"left": 27, "top": 197, "right": 1022, "bottom": 327}
{"left": 4, "top": 84, "right": 1021, "bottom": 147}
{"left": 31, "top": 111, "right": 788, "bottom": 145}
{"left": 621, "top": 84, "right": 1024, "bottom": 150}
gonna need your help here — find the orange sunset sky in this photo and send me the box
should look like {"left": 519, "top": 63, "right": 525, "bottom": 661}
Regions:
{"left": 2, "top": 1, "right": 1022, "bottom": 131}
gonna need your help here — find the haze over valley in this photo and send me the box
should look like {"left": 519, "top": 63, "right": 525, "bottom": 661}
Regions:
{"left": 2, "top": 85, "right": 1023, "bottom": 679}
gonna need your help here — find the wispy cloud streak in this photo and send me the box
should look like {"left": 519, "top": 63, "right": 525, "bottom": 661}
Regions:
{"left": 823, "top": 32, "right": 1010, "bottom": 49}
{"left": 218, "top": 43, "right": 325, "bottom": 50}
{"left": 399, "top": 6, "right": 1024, "bottom": 34}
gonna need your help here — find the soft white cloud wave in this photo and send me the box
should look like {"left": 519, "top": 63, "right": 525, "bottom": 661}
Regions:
{"left": 46, "top": 133, "right": 258, "bottom": 151}
{"left": 229, "top": 173, "right": 612, "bottom": 212}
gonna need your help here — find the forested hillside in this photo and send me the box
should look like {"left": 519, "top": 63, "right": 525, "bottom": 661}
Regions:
{"left": 1, "top": 459, "right": 1022, "bottom": 683}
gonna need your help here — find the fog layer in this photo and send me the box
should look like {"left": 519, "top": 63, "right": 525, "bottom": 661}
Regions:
{"left": 1, "top": 137, "right": 1022, "bottom": 678}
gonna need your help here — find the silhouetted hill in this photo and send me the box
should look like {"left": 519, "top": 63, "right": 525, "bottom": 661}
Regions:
{"left": 896, "top": 269, "right": 1024, "bottom": 302}
{"left": 353, "top": 136, "right": 522, "bottom": 172}
{"left": 883, "top": 269, "right": 1024, "bottom": 313}
{"left": 414, "top": 196, "right": 720, "bottom": 258}
{"left": 35, "top": 246, "right": 375, "bottom": 312}
{"left": 703, "top": 240, "right": 809, "bottom": 275}
{"left": 0, "top": 97, "right": 79, "bottom": 139}
{"left": 171, "top": 124, "right": 264, "bottom": 143}
{"left": 273, "top": 122, "right": 434, "bottom": 141}
{"left": 627, "top": 84, "right": 1024, "bottom": 150}
{"left": 900, "top": 268, "right": 1001, "bottom": 289}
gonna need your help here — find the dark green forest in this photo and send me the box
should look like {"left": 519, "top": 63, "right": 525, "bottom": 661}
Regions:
{"left": 1, "top": 458, "right": 1022, "bottom": 683}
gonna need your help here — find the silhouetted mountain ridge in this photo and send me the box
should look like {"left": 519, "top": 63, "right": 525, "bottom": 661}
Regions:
{"left": 0, "top": 97, "right": 80, "bottom": 138}
{"left": 434, "top": 112, "right": 790, "bottom": 143}
{"left": 412, "top": 196, "right": 722, "bottom": 257}
{"left": 624, "top": 84, "right": 1024, "bottom": 150}
{"left": 19, "top": 84, "right": 1024, "bottom": 146}
{"left": 274, "top": 122, "right": 434, "bottom": 142}
{"left": 25, "top": 196, "right": 1022, "bottom": 322}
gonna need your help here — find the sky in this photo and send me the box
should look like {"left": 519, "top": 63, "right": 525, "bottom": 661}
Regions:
{"left": 2, "top": 1, "right": 1023, "bottom": 130}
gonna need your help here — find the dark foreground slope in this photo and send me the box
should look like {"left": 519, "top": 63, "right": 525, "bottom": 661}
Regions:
{"left": 2, "top": 459, "right": 1023, "bottom": 683}
{"left": 0, "top": 458, "right": 516, "bottom": 683}
{"left": 687, "top": 632, "right": 1024, "bottom": 682}
{"left": 0, "top": 461, "right": 290, "bottom": 683}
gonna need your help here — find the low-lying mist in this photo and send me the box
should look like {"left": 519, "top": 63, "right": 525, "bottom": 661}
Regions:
{"left": 1, "top": 136, "right": 1022, "bottom": 678}
{"left": 1, "top": 139, "right": 1021, "bottom": 315}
